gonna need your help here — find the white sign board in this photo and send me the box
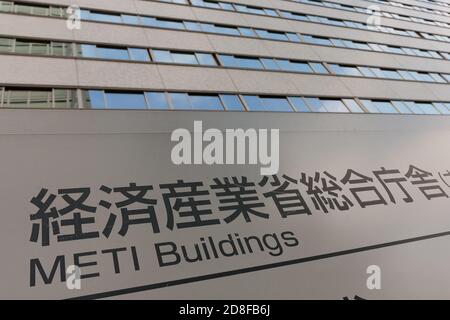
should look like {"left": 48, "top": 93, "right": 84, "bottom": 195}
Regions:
{"left": 0, "top": 110, "right": 449, "bottom": 299}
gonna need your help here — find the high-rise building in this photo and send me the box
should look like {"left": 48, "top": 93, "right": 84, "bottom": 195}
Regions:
{"left": 1, "top": 0, "right": 450, "bottom": 300}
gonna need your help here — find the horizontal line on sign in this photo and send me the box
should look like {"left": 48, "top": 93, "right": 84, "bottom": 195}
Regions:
{"left": 68, "top": 230, "right": 450, "bottom": 300}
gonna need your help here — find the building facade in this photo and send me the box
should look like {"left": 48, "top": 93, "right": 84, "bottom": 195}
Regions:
{"left": 1, "top": 0, "right": 450, "bottom": 111}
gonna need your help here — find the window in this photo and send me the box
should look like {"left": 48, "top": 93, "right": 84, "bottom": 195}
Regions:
{"left": 309, "top": 63, "right": 328, "bottom": 74}
{"left": 86, "top": 90, "right": 105, "bottom": 108}
{"left": 430, "top": 73, "right": 445, "bottom": 83}
{"left": 343, "top": 99, "right": 364, "bottom": 113}
{"left": 243, "top": 96, "right": 293, "bottom": 112}
{"left": 255, "top": 30, "right": 288, "bottom": 41}
{"left": 409, "top": 71, "right": 433, "bottom": 82}
{"left": 220, "top": 95, "right": 244, "bottom": 111}
{"left": 373, "top": 101, "right": 398, "bottom": 113}
{"left": 408, "top": 102, "right": 440, "bottom": 114}
{"left": 122, "top": 15, "right": 139, "bottom": 25}
{"left": 303, "top": 98, "right": 327, "bottom": 112}
{"left": 156, "top": 18, "right": 185, "bottom": 30}
{"left": 287, "top": 33, "right": 301, "bottom": 42}
{"left": 153, "top": 50, "right": 216, "bottom": 65}
{"left": 233, "top": 56, "right": 264, "bottom": 69}
{"left": 196, "top": 53, "right": 217, "bottom": 65}
{"left": 303, "top": 35, "right": 332, "bottom": 46}
{"left": 51, "top": 42, "right": 71, "bottom": 56}
{"left": 189, "top": 94, "right": 224, "bottom": 110}
{"left": 343, "top": 40, "right": 369, "bottom": 50}
{"left": 80, "top": 44, "right": 97, "bottom": 58}
{"left": 106, "top": 92, "right": 147, "bottom": 109}
{"left": 288, "top": 97, "right": 310, "bottom": 112}
{"left": 129, "top": 48, "right": 150, "bottom": 61}
{"left": 379, "top": 68, "right": 402, "bottom": 80}
{"left": 97, "top": 46, "right": 129, "bottom": 60}
{"left": 358, "top": 67, "right": 377, "bottom": 77}
{"left": 283, "top": 11, "right": 309, "bottom": 21}
{"left": 220, "top": 55, "right": 264, "bottom": 69}
{"left": 152, "top": 50, "right": 173, "bottom": 63}
{"left": 89, "top": 11, "right": 122, "bottom": 23}
{"left": 202, "top": 24, "right": 239, "bottom": 35}
{"left": 320, "top": 99, "right": 349, "bottom": 113}
{"left": 15, "top": 4, "right": 48, "bottom": 15}
{"left": 54, "top": 90, "right": 75, "bottom": 109}
{"left": 261, "top": 58, "right": 279, "bottom": 70}
{"left": 398, "top": 70, "right": 415, "bottom": 80}
{"left": 391, "top": 101, "right": 412, "bottom": 114}
{"left": 145, "top": 92, "right": 169, "bottom": 109}
{"left": 238, "top": 28, "right": 255, "bottom": 37}
{"left": 0, "top": 37, "right": 13, "bottom": 52}
{"left": 329, "top": 64, "right": 361, "bottom": 76}
{"left": 380, "top": 45, "right": 403, "bottom": 54}
{"left": 260, "top": 97, "right": 293, "bottom": 111}
{"left": 172, "top": 52, "right": 198, "bottom": 65}
{"left": 2, "top": 88, "right": 75, "bottom": 109}
{"left": 7, "top": 89, "right": 29, "bottom": 108}
{"left": 361, "top": 100, "right": 398, "bottom": 113}
{"left": 0, "top": 1, "right": 13, "bottom": 13}
{"left": 170, "top": 93, "right": 191, "bottom": 109}
{"left": 185, "top": 21, "right": 201, "bottom": 31}
{"left": 432, "top": 103, "right": 450, "bottom": 115}
{"left": 277, "top": 60, "right": 312, "bottom": 73}
{"left": 29, "top": 90, "right": 51, "bottom": 108}
{"left": 30, "top": 41, "right": 49, "bottom": 55}
{"left": 14, "top": 40, "right": 31, "bottom": 54}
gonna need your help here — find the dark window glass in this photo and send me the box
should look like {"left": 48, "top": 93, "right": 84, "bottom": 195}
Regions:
{"left": 30, "top": 41, "right": 49, "bottom": 55}
{"left": 14, "top": 40, "right": 30, "bottom": 54}
{"left": 0, "top": 1, "right": 13, "bottom": 13}
{"left": 53, "top": 89, "right": 69, "bottom": 108}
{"left": 97, "top": 47, "right": 129, "bottom": 60}
{"left": 7, "top": 90, "right": 29, "bottom": 108}
{"left": 0, "top": 37, "right": 13, "bottom": 52}
{"left": 29, "top": 90, "right": 51, "bottom": 108}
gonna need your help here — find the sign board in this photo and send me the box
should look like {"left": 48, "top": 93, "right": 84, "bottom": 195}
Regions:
{"left": 0, "top": 109, "right": 449, "bottom": 299}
